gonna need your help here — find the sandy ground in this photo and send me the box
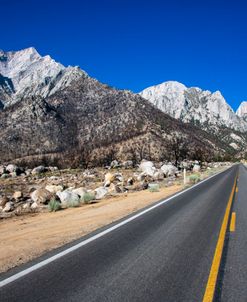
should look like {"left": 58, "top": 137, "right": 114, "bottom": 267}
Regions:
{"left": 0, "top": 185, "right": 182, "bottom": 273}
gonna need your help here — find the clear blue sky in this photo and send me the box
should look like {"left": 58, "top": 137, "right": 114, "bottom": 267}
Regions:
{"left": 1, "top": 0, "right": 247, "bottom": 110}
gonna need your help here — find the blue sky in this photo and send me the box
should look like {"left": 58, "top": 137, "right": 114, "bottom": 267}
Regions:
{"left": 1, "top": 0, "right": 247, "bottom": 110}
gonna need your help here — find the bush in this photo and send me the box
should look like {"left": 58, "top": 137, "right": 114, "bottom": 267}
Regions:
{"left": 48, "top": 199, "right": 61, "bottom": 212}
{"left": 148, "top": 183, "right": 160, "bottom": 192}
{"left": 189, "top": 174, "right": 201, "bottom": 184}
{"left": 67, "top": 199, "right": 80, "bottom": 208}
{"left": 81, "top": 192, "right": 95, "bottom": 204}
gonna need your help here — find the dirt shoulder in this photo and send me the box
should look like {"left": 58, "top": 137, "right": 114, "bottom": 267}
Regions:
{"left": 0, "top": 185, "right": 182, "bottom": 273}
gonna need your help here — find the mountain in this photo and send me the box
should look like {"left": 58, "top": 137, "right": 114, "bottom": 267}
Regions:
{"left": 0, "top": 49, "right": 235, "bottom": 167}
{"left": 140, "top": 81, "right": 247, "bottom": 132}
{"left": 236, "top": 102, "right": 247, "bottom": 122}
{"left": 139, "top": 81, "right": 247, "bottom": 151}
{"left": 0, "top": 47, "right": 87, "bottom": 107}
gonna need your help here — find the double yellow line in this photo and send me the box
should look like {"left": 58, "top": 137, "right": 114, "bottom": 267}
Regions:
{"left": 202, "top": 175, "right": 237, "bottom": 302}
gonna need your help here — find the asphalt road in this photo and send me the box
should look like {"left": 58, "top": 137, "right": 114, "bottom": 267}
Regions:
{"left": 0, "top": 165, "right": 240, "bottom": 302}
{"left": 219, "top": 164, "right": 247, "bottom": 302}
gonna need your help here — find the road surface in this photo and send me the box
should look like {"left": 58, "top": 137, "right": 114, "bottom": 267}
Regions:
{"left": 0, "top": 164, "right": 245, "bottom": 301}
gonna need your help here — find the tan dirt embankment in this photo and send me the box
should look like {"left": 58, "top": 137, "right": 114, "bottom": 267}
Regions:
{"left": 0, "top": 185, "right": 182, "bottom": 273}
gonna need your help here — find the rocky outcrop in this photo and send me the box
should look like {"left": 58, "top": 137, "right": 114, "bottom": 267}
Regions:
{"left": 236, "top": 102, "right": 247, "bottom": 121}
{"left": 139, "top": 81, "right": 247, "bottom": 132}
{"left": 0, "top": 47, "right": 87, "bottom": 107}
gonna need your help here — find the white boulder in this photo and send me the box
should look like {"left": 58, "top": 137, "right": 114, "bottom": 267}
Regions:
{"left": 45, "top": 185, "right": 63, "bottom": 194}
{"left": 160, "top": 164, "right": 178, "bottom": 177}
{"left": 139, "top": 161, "right": 157, "bottom": 177}
{"left": 56, "top": 191, "right": 80, "bottom": 208}
{"left": 94, "top": 187, "right": 108, "bottom": 200}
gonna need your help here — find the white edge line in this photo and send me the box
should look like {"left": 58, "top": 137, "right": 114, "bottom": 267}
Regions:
{"left": 0, "top": 166, "right": 232, "bottom": 288}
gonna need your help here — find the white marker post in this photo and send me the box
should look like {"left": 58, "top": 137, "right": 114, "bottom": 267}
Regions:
{"left": 184, "top": 168, "right": 186, "bottom": 185}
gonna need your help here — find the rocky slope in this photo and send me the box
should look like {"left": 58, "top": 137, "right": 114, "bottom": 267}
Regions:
{"left": 139, "top": 81, "right": 247, "bottom": 131}
{"left": 0, "top": 47, "right": 87, "bottom": 107}
{"left": 0, "top": 72, "right": 233, "bottom": 167}
{"left": 236, "top": 102, "right": 247, "bottom": 121}
{"left": 0, "top": 48, "right": 241, "bottom": 166}
{"left": 139, "top": 81, "right": 247, "bottom": 151}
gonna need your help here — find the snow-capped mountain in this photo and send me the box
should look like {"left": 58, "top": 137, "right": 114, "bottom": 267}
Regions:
{"left": 0, "top": 47, "right": 87, "bottom": 107}
{"left": 139, "top": 81, "right": 247, "bottom": 133}
{"left": 236, "top": 102, "right": 247, "bottom": 121}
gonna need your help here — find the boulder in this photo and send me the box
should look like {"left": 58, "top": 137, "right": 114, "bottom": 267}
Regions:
{"left": 0, "top": 196, "right": 8, "bottom": 207}
{"left": 72, "top": 187, "right": 87, "bottom": 199}
{"left": 31, "top": 188, "right": 53, "bottom": 204}
{"left": 104, "top": 172, "right": 115, "bottom": 186}
{"left": 139, "top": 161, "right": 157, "bottom": 177}
{"left": 114, "top": 173, "right": 123, "bottom": 182}
{"left": 45, "top": 185, "right": 63, "bottom": 194}
{"left": 193, "top": 164, "right": 201, "bottom": 172}
{"left": 153, "top": 171, "right": 164, "bottom": 180}
{"left": 127, "top": 177, "right": 134, "bottom": 185}
{"left": 94, "top": 187, "right": 108, "bottom": 200}
{"left": 122, "top": 160, "right": 133, "bottom": 169}
{"left": 110, "top": 160, "right": 120, "bottom": 169}
{"left": 31, "top": 166, "right": 47, "bottom": 175}
{"left": 13, "top": 191, "right": 23, "bottom": 200}
{"left": 160, "top": 164, "right": 178, "bottom": 177}
{"left": 108, "top": 183, "right": 122, "bottom": 194}
{"left": 6, "top": 164, "right": 18, "bottom": 173}
{"left": 3, "top": 202, "right": 14, "bottom": 212}
{"left": 136, "top": 172, "right": 147, "bottom": 182}
{"left": 31, "top": 202, "right": 39, "bottom": 210}
{"left": 56, "top": 191, "right": 80, "bottom": 208}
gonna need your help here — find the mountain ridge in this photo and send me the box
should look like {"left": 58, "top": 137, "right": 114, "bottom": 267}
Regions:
{"left": 0, "top": 47, "right": 245, "bottom": 166}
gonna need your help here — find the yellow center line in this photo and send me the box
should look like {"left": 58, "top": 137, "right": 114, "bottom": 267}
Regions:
{"left": 202, "top": 175, "right": 237, "bottom": 302}
{"left": 230, "top": 212, "right": 236, "bottom": 232}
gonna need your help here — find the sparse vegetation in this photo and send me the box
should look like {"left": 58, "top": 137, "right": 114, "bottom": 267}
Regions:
{"left": 148, "top": 184, "right": 160, "bottom": 192}
{"left": 189, "top": 174, "right": 201, "bottom": 184}
{"left": 81, "top": 192, "right": 95, "bottom": 204}
{"left": 48, "top": 199, "right": 61, "bottom": 212}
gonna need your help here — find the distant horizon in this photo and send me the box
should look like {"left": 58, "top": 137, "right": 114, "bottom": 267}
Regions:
{"left": 1, "top": 0, "right": 247, "bottom": 111}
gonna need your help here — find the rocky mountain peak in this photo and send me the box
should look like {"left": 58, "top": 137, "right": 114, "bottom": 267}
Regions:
{"left": 236, "top": 102, "right": 247, "bottom": 123}
{"left": 140, "top": 81, "right": 247, "bottom": 132}
{"left": 0, "top": 47, "right": 87, "bottom": 108}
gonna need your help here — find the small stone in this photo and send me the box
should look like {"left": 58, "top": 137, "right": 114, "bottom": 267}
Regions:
{"left": 0, "top": 196, "right": 8, "bottom": 207}
{"left": 13, "top": 191, "right": 23, "bottom": 200}
{"left": 3, "top": 202, "right": 14, "bottom": 212}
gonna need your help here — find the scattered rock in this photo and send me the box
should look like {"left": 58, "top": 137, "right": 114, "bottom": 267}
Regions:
{"left": 31, "top": 188, "right": 53, "bottom": 204}
{"left": 6, "top": 164, "right": 18, "bottom": 173}
{"left": 72, "top": 187, "right": 87, "bottom": 199}
{"left": 110, "top": 160, "right": 120, "bottom": 169}
{"left": 56, "top": 191, "right": 80, "bottom": 208}
{"left": 122, "top": 160, "right": 133, "bottom": 169}
{"left": 104, "top": 172, "right": 115, "bottom": 186}
{"left": 160, "top": 164, "right": 178, "bottom": 177}
{"left": 45, "top": 185, "right": 63, "bottom": 194}
{"left": 94, "top": 187, "right": 108, "bottom": 200}
{"left": 31, "top": 166, "right": 47, "bottom": 175}
{"left": 13, "top": 191, "right": 23, "bottom": 200}
{"left": 0, "top": 196, "right": 8, "bottom": 207}
{"left": 31, "top": 202, "right": 39, "bottom": 210}
{"left": 108, "top": 183, "right": 122, "bottom": 194}
{"left": 153, "top": 171, "right": 164, "bottom": 180}
{"left": 114, "top": 173, "right": 123, "bottom": 182}
{"left": 139, "top": 160, "right": 157, "bottom": 177}
{"left": 193, "top": 164, "right": 201, "bottom": 172}
{"left": 127, "top": 177, "right": 134, "bottom": 185}
{"left": 3, "top": 202, "right": 14, "bottom": 212}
